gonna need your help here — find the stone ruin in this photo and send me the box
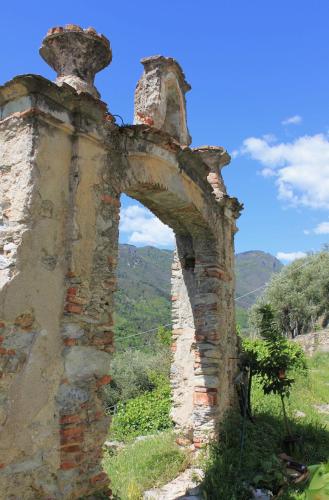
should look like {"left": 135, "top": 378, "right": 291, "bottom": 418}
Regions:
{"left": 0, "top": 25, "right": 242, "bottom": 498}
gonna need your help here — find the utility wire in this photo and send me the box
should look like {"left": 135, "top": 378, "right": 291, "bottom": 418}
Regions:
{"left": 234, "top": 258, "right": 310, "bottom": 302}
{"left": 116, "top": 323, "right": 172, "bottom": 342}
{"left": 116, "top": 256, "right": 314, "bottom": 342}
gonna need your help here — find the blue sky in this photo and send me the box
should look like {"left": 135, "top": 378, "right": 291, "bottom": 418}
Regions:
{"left": 2, "top": 0, "right": 329, "bottom": 261}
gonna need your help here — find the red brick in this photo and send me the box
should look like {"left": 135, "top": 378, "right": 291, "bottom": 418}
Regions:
{"left": 60, "top": 426, "right": 84, "bottom": 437}
{"left": 96, "top": 374, "right": 111, "bottom": 387}
{"left": 94, "top": 411, "right": 103, "bottom": 420}
{"left": 101, "top": 194, "right": 120, "bottom": 207}
{"left": 60, "top": 434, "right": 84, "bottom": 445}
{"left": 0, "top": 336, "right": 4, "bottom": 343}
{"left": 176, "top": 437, "right": 192, "bottom": 446}
{"left": 60, "top": 415, "right": 82, "bottom": 425}
{"left": 60, "top": 444, "right": 82, "bottom": 453}
{"left": 67, "top": 287, "right": 78, "bottom": 296}
{"left": 0, "top": 322, "right": 5, "bottom": 329}
{"left": 90, "top": 472, "right": 108, "bottom": 484}
{"left": 92, "top": 332, "right": 113, "bottom": 346}
{"left": 65, "top": 303, "right": 83, "bottom": 314}
{"left": 60, "top": 461, "right": 78, "bottom": 470}
{"left": 63, "top": 338, "right": 77, "bottom": 346}
{"left": 194, "top": 391, "right": 217, "bottom": 406}
{"left": 195, "top": 333, "right": 219, "bottom": 342}
{"left": 67, "top": 295, "right": 88, "bottom": 305}
{"left": 136, "top": 112, "right": 154, "bottom": 126}
{"left": 0, "top": 463, "right": 5, "bottom": 469}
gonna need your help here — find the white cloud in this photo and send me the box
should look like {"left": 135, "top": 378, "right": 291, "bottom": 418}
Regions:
{"left": 276, "top": 251, "right": 307, "bottom": 262}
{"left": 241, "top": 133, "right": 329, "bottom": 209}
{"left": 120, "top": 204, "right": 175, "bottom": 248}
{"left": 282, "top": 115, "right": 302, "bottom": 125}
{"left": 313, "top": 221, "right": 329, "bottom": 234}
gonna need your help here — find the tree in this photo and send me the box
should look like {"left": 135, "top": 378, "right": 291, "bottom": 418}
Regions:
{"left": 249, "top": 252, "right": 329, "bottom": 337}
{"left": 243, "top": 304, "right": 307, "bottom": 436}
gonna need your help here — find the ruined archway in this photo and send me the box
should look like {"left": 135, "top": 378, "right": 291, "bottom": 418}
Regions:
{"left": 0, "top": 25, "right": 242, "bottom": 498}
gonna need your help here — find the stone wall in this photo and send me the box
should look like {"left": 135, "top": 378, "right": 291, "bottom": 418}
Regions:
{"left": 293, "top": 329, "right": 329, "bottom": 357}
{"left": 0, "top": 25, "right": 242, "bottom": 498}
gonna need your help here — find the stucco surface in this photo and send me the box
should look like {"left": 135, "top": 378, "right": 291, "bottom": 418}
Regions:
{"left": 0, "top": 24, "right": 242, "bottom": 498}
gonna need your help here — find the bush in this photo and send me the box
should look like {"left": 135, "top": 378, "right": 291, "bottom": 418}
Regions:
{"left": 110, "top": 372, "right": 172, "bottom": 441}
{"left": 102, "top": 347, "right": 170, "bottom": 409}
{"left": 242, "top": 305, "right": 307, "bottom": 435}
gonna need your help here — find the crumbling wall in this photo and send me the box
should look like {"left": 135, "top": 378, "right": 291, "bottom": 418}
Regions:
{"left": 0, "top": 112, "right": 71, "bottom": 497}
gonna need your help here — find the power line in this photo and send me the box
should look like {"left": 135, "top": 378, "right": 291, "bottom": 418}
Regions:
{"left": 116, "top": 323, "right": 172, "bottom": 342}
{"left": 234, "top": 258, "right": 311, "bottom": 302}
{"left": 116, "top": 256, "right": 314, "bottom": 342}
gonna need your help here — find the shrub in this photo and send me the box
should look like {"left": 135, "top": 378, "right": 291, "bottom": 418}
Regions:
{"left": 242, "top": 304, "right": 307, "bottom": 434}
{"left": 110, "top": 372, "right": 172, "bottom": 441}
{"left": 102, "top": 347, "right": 170, "bottom": 409}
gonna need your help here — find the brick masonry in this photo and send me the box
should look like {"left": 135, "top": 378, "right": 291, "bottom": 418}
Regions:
{"left": 0, "top": 25, "right": 242, "bottom": 498}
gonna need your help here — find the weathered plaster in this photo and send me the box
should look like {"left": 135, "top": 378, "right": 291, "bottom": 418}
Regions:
{"left": 0, "top": 24, "right": 242, "bottom": 498}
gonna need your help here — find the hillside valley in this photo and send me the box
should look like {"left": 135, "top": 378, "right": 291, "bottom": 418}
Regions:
{"left": 114, "top": 244, "right": 282, "bottom": 343}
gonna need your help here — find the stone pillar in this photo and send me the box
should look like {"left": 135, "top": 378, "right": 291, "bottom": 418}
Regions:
{"left": 56, "top": 131, "right": 118, "bottom": 498}
{"left": 171, "top": 236, "right": 196, "bottom": 438}
{"left": 134, "top": 56, "right": 192, "bottom": 145}
{"left": 0, "top": 81, "right": 73, "bottom": 498}
{"left": 0, "top": 25, "right": 117, "bottom": 498}
{"left": 171, "top": 219, "right": 239, "bottom": 447}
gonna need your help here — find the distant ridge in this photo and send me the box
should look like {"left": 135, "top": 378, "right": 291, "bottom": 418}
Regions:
{"left": 114, "top": 245, "right": 283, "bottom": 338}
{"left": 235, "top": 250, "right": 283, "bottom": 308}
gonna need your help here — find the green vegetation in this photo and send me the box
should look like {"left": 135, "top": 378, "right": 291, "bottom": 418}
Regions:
{"left": 102, "top": 343, "right": 170, "bottom": 408}
{"left": 106, "top": 245, "right": 329, "bottom": 498}
{"left": 242, "top": 304, "right": 307, "bottom": 434}
{"left": 110, "top": 373, "right": 172, "bottom": 441}
{"left": 201, "top": 353, "right": 329, "bottom": 499}
{"left": 235, "top": 250, "right": 283, "bottom": 309}
{"left": 250, "top": 251, "right": 329, "bottom": 337}
{"left": 103, "top": 432, "right": 189, "bottom": 500}
{"left": 115, "top": 245, "right": 282, "bottom": 347}
{"left": 236, "top": 306, "right": 249, "bottom": 331}
{"left": 114, "top": 245, "right": 172, "bottom": 349}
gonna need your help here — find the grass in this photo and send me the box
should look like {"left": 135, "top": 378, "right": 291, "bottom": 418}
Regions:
{"left": 100, "top": 353, "right": 329, "bottom": 499}
{"left": 202, "top": 352, "right": 329, "bottom": 499}
{"left": 103, "top": 431, "right": 190, "bottom": 499}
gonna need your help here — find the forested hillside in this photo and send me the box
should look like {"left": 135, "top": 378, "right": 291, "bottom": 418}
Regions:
{"left": 114, "top": 244, "right": 282, "bottom": 342}
{"left": 235, "top": 251, "right": 283, "bottom": 308}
